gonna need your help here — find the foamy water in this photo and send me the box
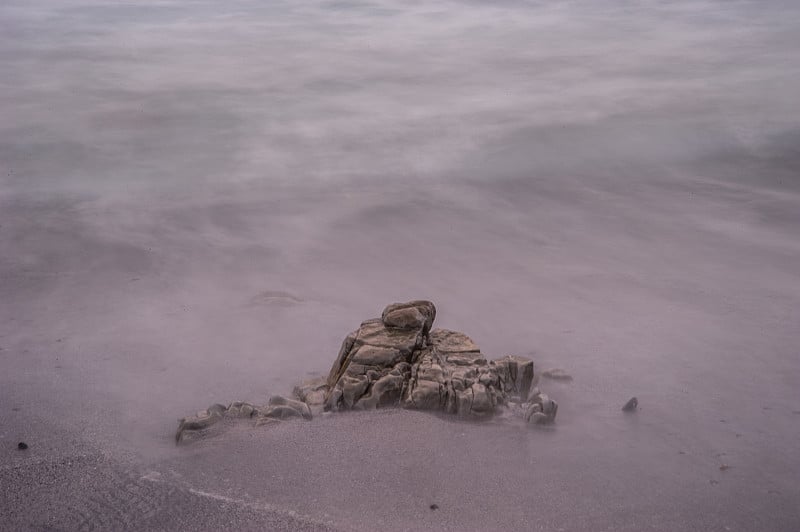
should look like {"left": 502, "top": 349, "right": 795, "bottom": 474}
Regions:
{"left": 2, "top": 1, "right": 799, "bottom": 529}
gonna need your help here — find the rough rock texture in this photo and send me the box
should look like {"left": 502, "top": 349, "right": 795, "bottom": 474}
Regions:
{"left": 175, "top": 397, "right": 312, "bottom": 443}
{"left": 323, "top": 302, "right": 548, "bottom": 420}
{"left": 176, "top": 300, "right": 558, "bottom": 443}
{"left": 292, "top": 377, "right": 328, "bottom": 415}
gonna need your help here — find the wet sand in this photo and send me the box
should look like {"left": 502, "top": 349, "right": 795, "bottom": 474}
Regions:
{"left": 2, "top": 0, "right": 800, "bottom": 530}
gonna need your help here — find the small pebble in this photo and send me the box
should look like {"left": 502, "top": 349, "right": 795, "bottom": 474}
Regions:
{"left": 18, "top": 442, "right": 28, "bottom": 450}
{"left": 622, "top": 397, "right": 638, "bottom": 412}
{"left": 719, "top": 464, "right": 731, "bottom": 471}
{"left": 429, "top": 504, "right": 439, "bottom": 511}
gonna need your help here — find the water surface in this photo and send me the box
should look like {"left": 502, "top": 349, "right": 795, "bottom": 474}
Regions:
{"left": 1, "top": 1, "right": 799, "bottom": 530}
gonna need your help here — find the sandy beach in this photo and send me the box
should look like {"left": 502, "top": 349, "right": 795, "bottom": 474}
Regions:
{"left": 2, "top": 0, "right": 800, "bottom": 530}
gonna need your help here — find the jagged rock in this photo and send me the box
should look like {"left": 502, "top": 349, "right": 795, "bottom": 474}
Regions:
{"left": 494, "top": 355, "right": 535, "bottom": 401}
{"left": 324, "top": 301, "right": 553, "bottom": 421}
{"left": 175, "top": 300, "right": 559, "bottom": 443}
{"left": 175, "top": 403, "right": 227, "bottom": 443}
{"left": 293, "top": 377, "right": 328, "bottom": 414}
{"left": 523, "top": 402, "right": 541, "bottom": 421}
{"left": 429, "top": 328, "right": 480, "bottom": 354}
{"left": 265, "top": 395, "right": 313, "bottom": 420}
{"left": 175, "top": 396, "right": 312, "bottom": 443}
{"left": 403, "top": 330, "right": 501, "bottom": 418}
{"left": 522, "top": 388, "right": 558, "bottom": 425}
{"left": 323, "top": 302, "right": 432, "bottom": 412}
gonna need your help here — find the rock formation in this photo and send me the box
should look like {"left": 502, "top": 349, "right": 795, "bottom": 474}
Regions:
{"left": 176, "top": 300, "right": 558, "bottom": 443}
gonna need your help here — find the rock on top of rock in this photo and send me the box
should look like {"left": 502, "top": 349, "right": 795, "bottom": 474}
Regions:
{"left": 176, "top": 300, "right": 558, "bottom": 444}
{"left": 323, "top": 300, "right": 556, "bottom": 423}
{"left": 381, "top": 300, "right": 436, "bottom": 332}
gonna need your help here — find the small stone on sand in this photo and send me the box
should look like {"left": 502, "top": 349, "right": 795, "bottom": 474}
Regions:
{"left": 622, "top": 397, "right": 638, "bottom": 412}
{"left": 18, "top": 442, "right": 28, "bottom": 450}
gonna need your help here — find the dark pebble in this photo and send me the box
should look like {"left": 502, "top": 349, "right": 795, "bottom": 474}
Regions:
{"left": 429, "top": 504, "right": 439, "bottom": 511}
{"left": 18, "top": 442, "right": 28, "bottom": 450}
{"left": 622, "top": 397, "right": 638, "bottom": 412}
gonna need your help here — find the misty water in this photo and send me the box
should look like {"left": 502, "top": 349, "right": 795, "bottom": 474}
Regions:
{"left": 1, "top": 0, "right": 799, "bottom": 530}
